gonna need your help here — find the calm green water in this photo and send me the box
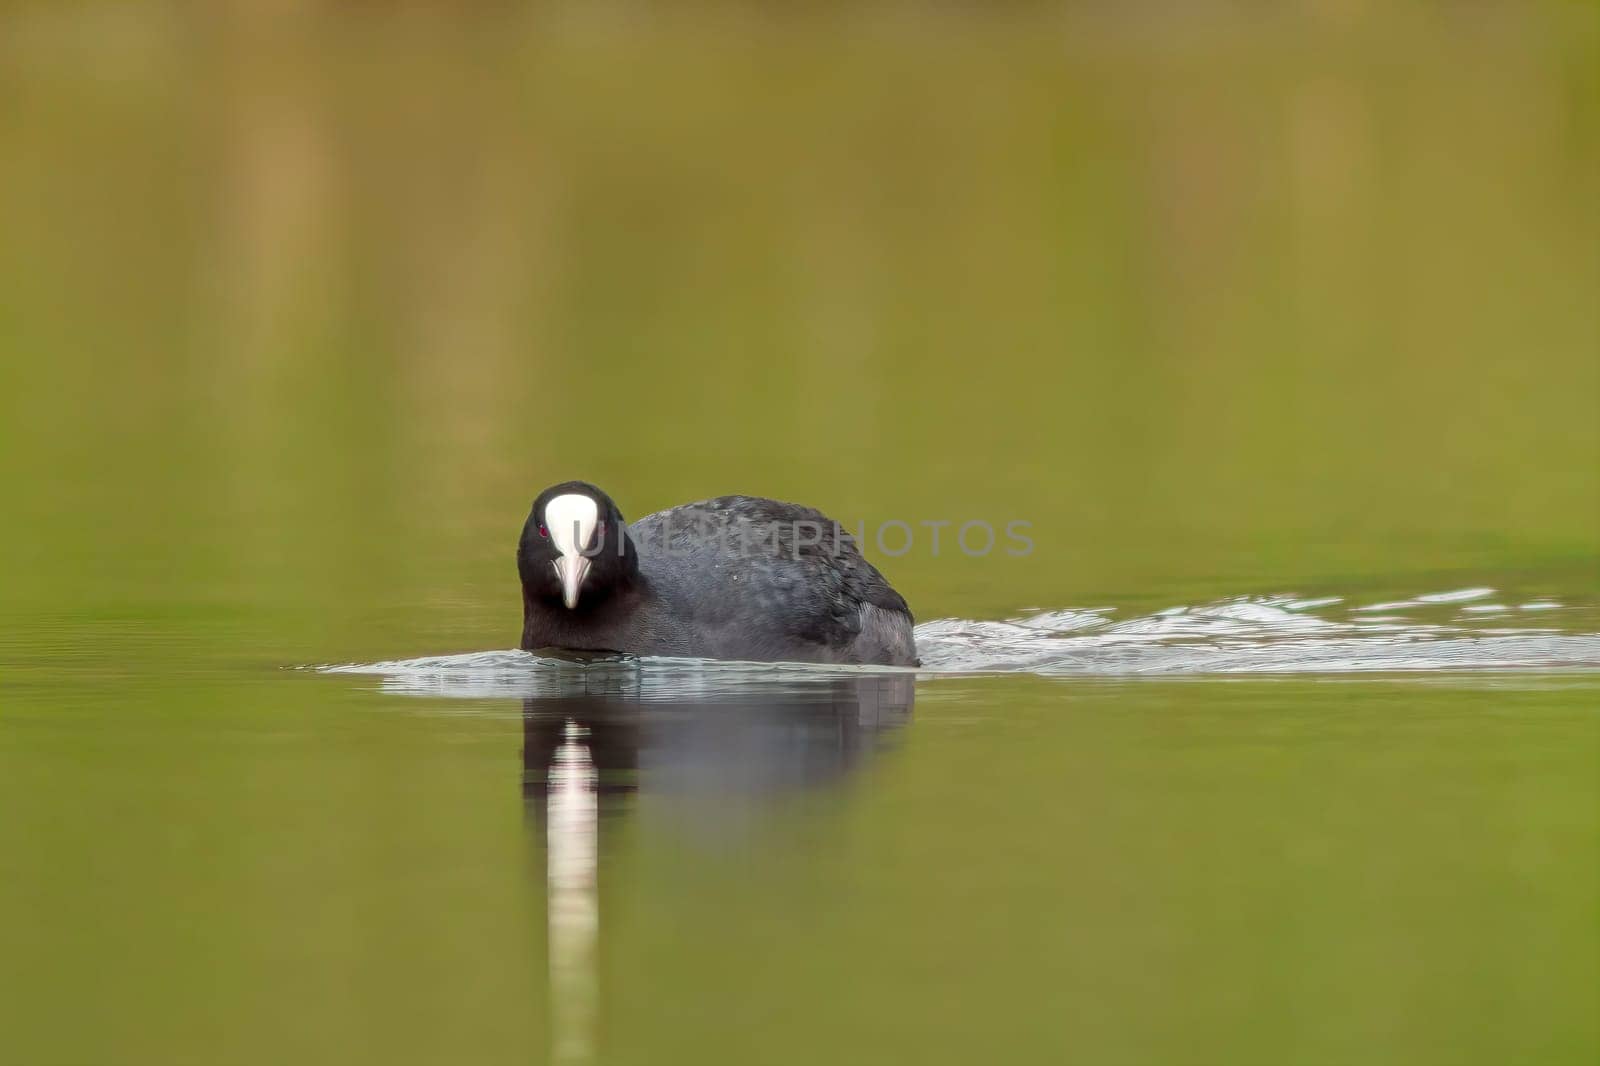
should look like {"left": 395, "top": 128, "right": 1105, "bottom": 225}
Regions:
{"left": 2, "top": 8, "right": 1598, "bottom": 1065}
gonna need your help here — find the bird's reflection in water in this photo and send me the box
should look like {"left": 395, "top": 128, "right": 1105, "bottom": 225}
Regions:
{"left": 521, "top": 665, "right": 915, "bottom": 1065}
{"left": 522, "top": 672, "right": 914, "bottom": 807}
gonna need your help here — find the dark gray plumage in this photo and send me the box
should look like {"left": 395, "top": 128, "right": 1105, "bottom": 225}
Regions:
{"left": 517, "top": 481, "right": 917, "bottom": 666}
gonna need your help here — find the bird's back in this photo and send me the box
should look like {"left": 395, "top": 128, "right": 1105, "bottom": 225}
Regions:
{"left": 630, "top": 496, "right": 917, "bottom": 666}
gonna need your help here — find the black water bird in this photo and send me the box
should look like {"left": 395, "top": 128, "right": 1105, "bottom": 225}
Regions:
{"left": 517, "top": 481, "right": 917, "bottom": 666}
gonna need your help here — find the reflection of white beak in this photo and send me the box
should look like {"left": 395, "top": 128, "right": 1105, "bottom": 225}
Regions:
{"left": 553, "top": 554, "right": 591, "bottom": 610}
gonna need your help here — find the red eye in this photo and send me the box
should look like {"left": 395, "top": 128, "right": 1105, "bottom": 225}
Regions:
{"left": 537, "top": 524, "right": 548, "bottom": 538}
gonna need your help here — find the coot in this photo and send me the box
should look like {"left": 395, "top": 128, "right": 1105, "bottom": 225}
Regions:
{"left": 517, "top": 481, "right": 917, "bottom": 666}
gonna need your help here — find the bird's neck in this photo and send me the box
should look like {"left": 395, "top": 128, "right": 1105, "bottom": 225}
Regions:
{"left": 520, "top": 578, "right": 650, "bottom": 653}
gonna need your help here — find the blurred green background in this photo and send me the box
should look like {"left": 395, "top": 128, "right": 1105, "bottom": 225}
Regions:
{"left": 0, "top": 3, "right": 1596, "bottom": 1065}
{"left": 2, "top": 1, "right": 1595, "bottom": 659}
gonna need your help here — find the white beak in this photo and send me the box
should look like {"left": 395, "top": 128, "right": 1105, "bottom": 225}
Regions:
{"left": 544, "top": 493, "right": 600, "bottom": 610}
{"left": 553, "top": 554, "right": 591, "bottom": 610}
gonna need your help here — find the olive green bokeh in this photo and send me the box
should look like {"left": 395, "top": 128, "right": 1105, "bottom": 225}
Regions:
{"left": 1, "top": 6, "right": 1596, "bottom": 1065}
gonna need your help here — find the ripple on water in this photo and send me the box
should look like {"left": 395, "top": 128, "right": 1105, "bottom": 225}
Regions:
{"left": 914, "top": 590, "right": 1600, "bottom": 676}
{"left": 320, "top": 589, "right": 1600, "bottom": 692}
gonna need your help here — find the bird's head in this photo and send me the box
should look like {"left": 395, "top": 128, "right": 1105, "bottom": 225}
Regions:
{"left": 518, "top": 481, "right": 636, "bottom": 611}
